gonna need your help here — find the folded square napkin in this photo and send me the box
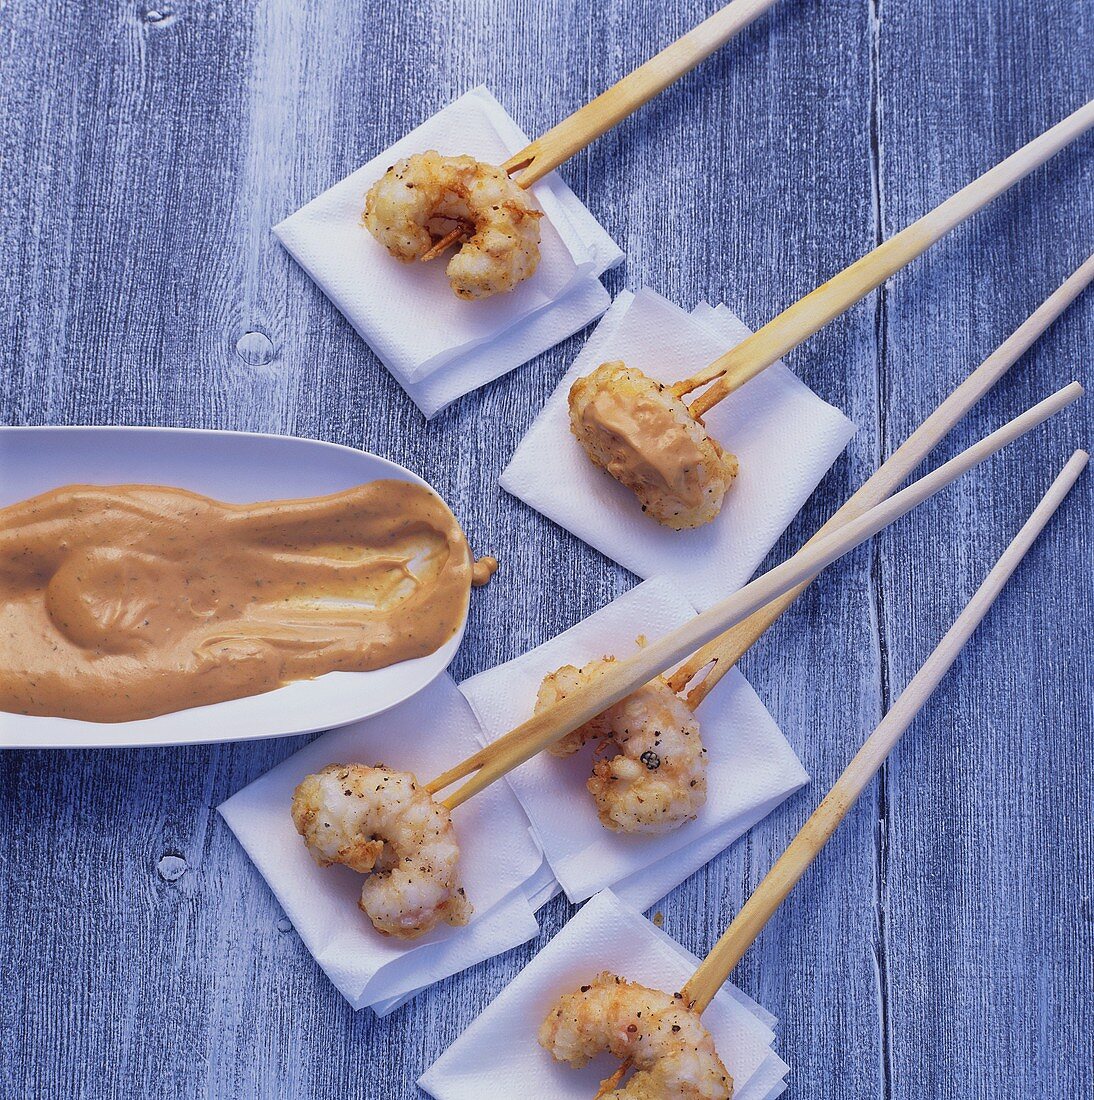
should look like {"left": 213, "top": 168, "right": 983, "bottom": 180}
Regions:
{"left": 500, "top": 288, "right": 856, "bottom": 608}
{"left": 419, "top": 889, "right": 788, "bottom": 1100}
{"left": 275, "top": 86, "right": 623, "bottom": 417}
{"left": 367, "top": 850, "right": 560, "bottom": 1018}
{"left": 219, "top": 674, "right": 543, "bottom": 1011}
{"left": 458, "top": 577, "right": 808, "bottom": 905}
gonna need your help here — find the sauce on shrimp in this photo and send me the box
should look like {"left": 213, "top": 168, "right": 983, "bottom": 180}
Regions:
{"left": 0, "top": 480, "right": 476, "bottom": 722}
{"left": 569, "top": 361, "right": 739, "bottom": 529}
{"left": 583, "top": 384, "right": 709, "bottom": 507}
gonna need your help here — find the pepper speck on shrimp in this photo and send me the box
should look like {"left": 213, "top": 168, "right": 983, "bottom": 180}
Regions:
{"left": 535, "top": 658, "right": 708, "bottom": 834}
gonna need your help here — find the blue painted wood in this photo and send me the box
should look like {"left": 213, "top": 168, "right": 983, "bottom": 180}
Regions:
{"left": 0, "top": 1, "right": 1090, "bottom": 1097}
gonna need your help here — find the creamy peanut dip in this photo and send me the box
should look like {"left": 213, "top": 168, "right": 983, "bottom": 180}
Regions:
{"left": 0, "top": 480, "right": 475, "bottom": 722}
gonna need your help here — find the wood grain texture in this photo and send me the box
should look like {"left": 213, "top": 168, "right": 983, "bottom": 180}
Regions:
{"left": 0, "top": 1, "right": 1090, "bottom": 1098}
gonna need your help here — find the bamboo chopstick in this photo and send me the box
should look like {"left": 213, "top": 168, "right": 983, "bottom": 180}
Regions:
{"left": 669, "top": 254, "right": 1094, "bottom": 707}
{"left": 680, "top": 449, "right": 1089, "bottom": 1014}
{"left": 504, "top": 0, "right": 779, "bottom": 189}
{"left": 674, "top": 99, "right": 1094, "bottom": 418}
{"left": 428, "top": 382, "right": 1082, "bottom": 807}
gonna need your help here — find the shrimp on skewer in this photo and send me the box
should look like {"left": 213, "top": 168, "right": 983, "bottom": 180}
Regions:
{"left": 569, "top": 109, "right": 1094, "bottom": 528}
{"left": 291, "top": 763, "right": 471, "bottom": 939}
{"left": 536, "top": 658, "right": 708, "bottom": 834}
{"left": 535, "top": 657, "right": 617, "bottom": 757}
{"left": 361, "top": 2, "right": 787, "bottom": 300}
{"left": 569, "top": 362, "right": 738, "bottom": 530}
{"left": 539, "top": 972, "right": 732, "bottom": 1099}
{"left": 364, "top": 151, "right": 543, "bottom": 300}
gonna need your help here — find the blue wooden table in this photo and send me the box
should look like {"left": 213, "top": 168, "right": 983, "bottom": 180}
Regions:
{"left": 2, "top": 1, "right": 1091, "bottom": 1096}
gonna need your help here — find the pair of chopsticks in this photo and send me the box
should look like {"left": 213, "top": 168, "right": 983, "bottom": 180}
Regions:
{"left": 578, "top": 449, "right": 1085, "bottom": 1095}
{"left": 681, "top": 457, "right": 1091, "bottom": 1013}
{"left": 504, "top": 0, "right": 779, "bottom": 187}
{"left": 570, "top": 450, "right": 1086, "bottom": 1100}
{"left": 503, "top": 0, "right": 1092, "bottom": 426}
{"left": 578, "top": 448, "right": 1086, "bottom": 1092}
{"left": 428, "top": 383, "right": 1084, "bottom": 809}
{"left": 671, "top": 101, "right": 1093, "bottom": 419}
{"left": 670, "top": 254, "right": 1094, "bottom": 707}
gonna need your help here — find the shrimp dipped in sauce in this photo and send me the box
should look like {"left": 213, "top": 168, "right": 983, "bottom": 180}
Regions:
{"left": 364, "top": 151, "right": 543, "bottom": 300}
{"left": 539, "top": 972, "right": 732, "bottom": 1099}
{"left": 291, "top": 763, "right": 471, "bottom": 939}
{"left": 569, "top": 362, "right": 739, "bottom": 530}
{"left": 536, "top": 657, "right": 707, "bottom": 834}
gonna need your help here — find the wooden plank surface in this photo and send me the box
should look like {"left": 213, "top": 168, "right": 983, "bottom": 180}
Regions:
{"left": 0, "top": 1, "right": 1090, "bottom": 1097}
{"left": 874, "top": 5, "right": 1093, "bottom": 1098}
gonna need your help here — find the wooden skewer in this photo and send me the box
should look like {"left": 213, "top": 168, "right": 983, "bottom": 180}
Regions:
{"left": 668, "top": 254, "right": 1094, "bottom": 708}
{"left": 669, "top": 98, "right": 1094, "bottom": 418}
{"left": 420, "top": 226, "right": 468, "bottom": 262}
{"left": 680, "top": 449, "right": 1089, "bottom": 1014}
{"left": 594, "top": 1061, "right": 631, "bottom": 1098}
{"left": 503, "top": 0, "right": 779, "bottom": 189}
{"left": 425, "top": 382, "right": 1082, "bottom": 806}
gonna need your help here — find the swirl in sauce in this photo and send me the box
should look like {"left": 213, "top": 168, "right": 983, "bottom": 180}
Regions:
{"left": 1, "top": 480, "right": 477, "bottom": 723}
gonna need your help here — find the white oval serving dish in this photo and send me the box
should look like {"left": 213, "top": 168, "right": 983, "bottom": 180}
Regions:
{"left": 0, "top": 426, "right": 469, "bottom": 749}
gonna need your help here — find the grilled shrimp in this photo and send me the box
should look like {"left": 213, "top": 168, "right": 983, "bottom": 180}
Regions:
{"left": 291, "top": 763, "right": 472, "bottom": 939}
{"left": 569, "top": 361, "right": 738, "bottom": 529}
{"left": 536, "top": 657, "right": 617, "bottom": 758}
{"left": 590, "top": 676, "right": 708, "bottom": 833}
{"left": 536, "top": 660, "right": 707, "bottom": 834}
{"left": 364, "top": 150, "right": 542, "bottom": 300}
{"left": 539, "top": 972, "right": 732, "bottom": 1099}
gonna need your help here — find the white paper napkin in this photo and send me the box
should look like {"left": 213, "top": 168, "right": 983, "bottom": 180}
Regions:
{"left": 458, "top": 577, "right": 809, "bottom": 904}
{"left": 366, "top": 848, "right": 561, "bottom": 1018}
{"left": 500, "top": 288, "right": 856, "bottom": 608}
{"left": 419, "top": 889, "right": 788, "bottom": 1100}
{"left": 219, "top": 674, "right": 543, "bottom": 1011}
{"left": 275, "top": 86, "right": 623, "bottom": 417}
